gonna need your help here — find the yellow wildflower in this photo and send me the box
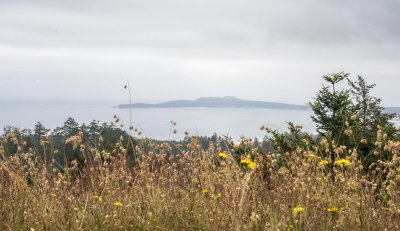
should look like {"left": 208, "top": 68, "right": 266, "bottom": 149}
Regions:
{"left": 114, "top": 202, "right": 123, "bottom": 207}
{"left": 91, "top": 195, "right": 102, "bottom": 202}
{"left": 240, "top": 159, "right": 252, "bottom": 165}
{"left": 319, "top": 160, "right": 329, "bottom": 167}
{"left": 327, "top": 206, "right": 340, "bottom": 214}
{"left": 247, "top": 162, "right": 257, "bottom": 169}
{"left": 293, "top": 206, "right": 305, "bottom": 214}
{"left": 240, "top": 159, "right": 257, "bottom": 169}
{"left": 335, "top": 159, "right": 351, "bottom": 167}
{"left": 202, "top": 189, "right": 209, "bottom": 194}
{"left": 218, "top": 152, "right": 227, "bottom": 158}
{"left": 307, "top": 152, "right": 316, "bottom": 159}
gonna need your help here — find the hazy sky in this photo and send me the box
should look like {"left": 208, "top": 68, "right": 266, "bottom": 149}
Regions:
{"left": 0, "top": 0, "right": 399, "bottom": 106}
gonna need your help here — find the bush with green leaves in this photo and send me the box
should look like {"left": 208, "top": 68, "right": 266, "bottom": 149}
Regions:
{"left": 267, "top": 72, "right": 399, "bottom": 177}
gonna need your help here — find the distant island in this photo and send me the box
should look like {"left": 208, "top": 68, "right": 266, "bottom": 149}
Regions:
{"left": 118, "top": 96, "right": 400, "bottom": 115}
{"left": 119, "top": 96, "right": 311, "bottom": 110}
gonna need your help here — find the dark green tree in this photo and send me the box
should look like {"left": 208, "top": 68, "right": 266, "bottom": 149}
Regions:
{"left": 61, "top": 117, "right": 80, "bottom": 137}
{"left": 309, "top": 72, "right": 354, "bottom": 180}
{"left": 348, "top": 76, "right": 397, "bottom": 169}
{"left": 33, "top": 122, "right": 47, "bottom": 153}
{"left": 310, "top": 72, "right": 354, "bottom": 159}
{"left": 348, "top": 76, "right": 397, "bottom": 138}
{"left": 87, "top": 120, "right": 101, "bottom": 147}
{"left": 310, "top": 72, "right": 353, "bottom": 143}
{"left": 20, "top": 128, "right": 33, "bottom": 152}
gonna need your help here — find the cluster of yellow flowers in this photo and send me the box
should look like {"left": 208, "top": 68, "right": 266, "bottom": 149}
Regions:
{"left": 114, "top": 202, "right": 123, "bottom": 207}
{"left": 319, "top": 160, "right": 329, "bottom": 167}
{"left": 293, "top": 206, "right": 340, "bottom": 214}
{"left": 91, "top": 195, "right": 102, "bottom": 202}
{"left": 218, "top": 152, "right": 227, "bottom": 158}
{"left": 292, "top": 206, "right": 305, "bottom": 214}
{"left": 335, "top": 158, "right": 351, "bottom": 167}
{"left": 240, "top": 159, "right": 257, "bottom": 169}
{"left": 318, "top": 159, "right": 351, "bottom": 168}
{"left": 307, "top": 152, "right": 316, "bottom": 159}
{"left": 91, "top": 195, "right": 123, "bottom": 207}
{"left": 327, "top": 206, "right": 340, "bottom": 214}
{"left": 304, "top": 152, "right": 351, "bottom": 169}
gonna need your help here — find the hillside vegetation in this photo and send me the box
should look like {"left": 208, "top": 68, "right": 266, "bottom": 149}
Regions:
{"left": 1, "top": 73, "right": 399, "bottom": 230}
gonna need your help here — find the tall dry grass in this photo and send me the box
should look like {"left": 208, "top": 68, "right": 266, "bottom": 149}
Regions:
{"left": 1, "top": 128, "right": 400, "bottom": 230}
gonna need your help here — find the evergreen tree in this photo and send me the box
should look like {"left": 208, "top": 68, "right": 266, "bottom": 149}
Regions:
{"left": 310, "top": 72, "right": 353, "bottom": 161}
{"left": 88, "top": 120, "right": 101, "bottom": 146}
{"left": 61, "top": 117, "right": 80, "bottom": 137}
{"left": 348, "top": 76, "right": 397, "bottom": 169}
{"left": 33, "top": 122, "right": 46, "bottom": 152}
{"left": 348, "top": 76, "right": 396, "bottom": 138}
{"left": 21, "top": 128, "right": 33, "bottom": 152}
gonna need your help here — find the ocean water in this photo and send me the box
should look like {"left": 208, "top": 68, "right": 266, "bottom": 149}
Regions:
{"left": 2, "top": 99, "right": 399, "bottom": 141}
{"left": 0, "top": 98, "right": 334, "bottom": 141}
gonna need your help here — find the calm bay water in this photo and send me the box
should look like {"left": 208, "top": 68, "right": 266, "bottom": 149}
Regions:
{"left": 2, "top": 99, "right": 398, "bottom": 141}
{"left": 0, "top": 99, "right": 319, "bottom": 140}
{"left": 5, "top": 99, "right": 400, "bottom": 140}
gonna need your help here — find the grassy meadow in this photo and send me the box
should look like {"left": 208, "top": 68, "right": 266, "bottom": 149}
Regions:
{"left": 1, "top": 123, "right": 400, "bottom": 230}
{"left": 1, "top": 74, "right": 400, "bottom": 230}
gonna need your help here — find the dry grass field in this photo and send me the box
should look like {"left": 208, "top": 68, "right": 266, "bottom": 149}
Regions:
{"left": 1, "top": 125, "right": 399, "bottom": 230}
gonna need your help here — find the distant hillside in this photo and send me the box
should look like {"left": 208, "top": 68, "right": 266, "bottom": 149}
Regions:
{"left": 118, "top": 96, "right": 310, "bottom": 110}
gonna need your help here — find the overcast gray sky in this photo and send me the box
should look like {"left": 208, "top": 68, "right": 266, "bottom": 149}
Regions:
{"left": 0, "top": 0, "right": 399, "bottom": 106}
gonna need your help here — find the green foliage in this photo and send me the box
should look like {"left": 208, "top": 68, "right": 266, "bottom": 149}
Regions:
{"left": 310, "top": 72, "right": 399, "bottom": 166}
{"left": 267, "top": 72, "right": 399, "bottom": 178}
{"left": 347, "top": 76, "right": 398, "bottom": 170}
{"left": 310, "top": 72, "right": 353, "bottom": 145}
{"left": 309, "top": 72, "right": 353, "bottom": 180}
{"left": 267, "top": 122, "right": 316, "bottom": 154}
{"left": 33, "top": 122, "right": 47, "bottom": 153}
{"left": 1, "top": 118, "right": 136, "bottom": 171}
{"left": 348, "top": 76, "right": 396, "bottom": 138}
